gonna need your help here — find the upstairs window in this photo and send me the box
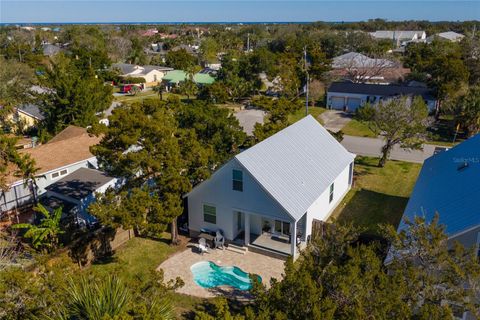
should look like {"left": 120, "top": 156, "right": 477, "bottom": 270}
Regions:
{"left": 329, "top": 183, "right": 335, "bottom": 203}
{"left": 203, "top": 204, "right": 216, "bottom": 224}
{"left": 232, "top": 169, "right": 243, "bottom": 191}
{"left": 51, "top": 169, "right": 68, "bottom": 179}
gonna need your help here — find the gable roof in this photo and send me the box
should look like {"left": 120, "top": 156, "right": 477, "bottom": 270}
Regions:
{"left": 398, "top": 135, "right": 480, "bottom": 237}
{"left": 235, "top": 115, "right": 355, "bottom": 220}
{"left": 328, "top": 82, "right": 435, "bottom": 100}
{"left": 7, "top": 126, "right": 101, "bottom": 185}
{"left": 46, "top": 167, "right": 115, "bottom": 201}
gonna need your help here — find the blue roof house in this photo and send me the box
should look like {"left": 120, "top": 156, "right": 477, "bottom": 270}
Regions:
{"left": 397, "top": 134, "right": 480, "bottom": 249}
{"left": 185, "top": 116, "right": 356, "bottom": 259}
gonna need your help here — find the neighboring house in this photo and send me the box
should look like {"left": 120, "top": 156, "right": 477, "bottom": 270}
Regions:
{"left": 162, "top": 70, "right": 215, "bottom": 90}
{"left": 397, "top": 134, "right": 480, "bottom": 251}
{"left": 370, "top": 30, "right": 426, "bottom": 47}
{"left": 185, "top": 116, "right": 356, "bottom": 259}
{"left": 41, "top": 167, "right": 118, "bottom": 227}
{"left": 42, "top": 43, "right": 62, "bottom": 57}
{"left": 427, "top": 31, "right": 465, "bottom": 43}
{"left": 14, "top": 104, "right": 45, "bottom": 130}
{"left": 330, "top": 52, "right": 410, "bottom": 84}
{"left": 326, "top": 82, "right": 438, "bottom": 113}
{"left": 0, "top": 126, "right": 101, "bottom": 216}
{"left": 112, "top": 63, "right": 173, "bottom": 87}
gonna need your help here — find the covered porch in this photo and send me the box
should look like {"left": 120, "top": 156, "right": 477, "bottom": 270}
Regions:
{"left": 233, "top": 210, "right": 307, "bottom": 258}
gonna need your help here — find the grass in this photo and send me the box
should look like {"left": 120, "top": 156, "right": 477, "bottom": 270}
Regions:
{"left": 289, "top": 106, "right": 327, "bottom": 124}
{"left": 329, "top": 156, "right": 421, "bottom": 235}
{"left": 342, "top": 119, "right": 377, "bottom": 138}
{"left": 84, "top": 234, "right": 204, "bottom": 318}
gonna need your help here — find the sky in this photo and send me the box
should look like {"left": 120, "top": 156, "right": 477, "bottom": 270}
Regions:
{"left": 1, "top": 1, "right": 479, "bottom": 23}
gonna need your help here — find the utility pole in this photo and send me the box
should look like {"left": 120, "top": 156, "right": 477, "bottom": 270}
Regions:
{"left": 247, "top": 33, "right": 250, "bottom": 52}
{"left": 304, "top": 46, "right": 309, "bottom": 116}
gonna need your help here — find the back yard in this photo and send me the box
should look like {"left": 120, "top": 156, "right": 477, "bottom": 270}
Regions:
{"left": 330, "top": 156, "right": 422, "bottom": 235}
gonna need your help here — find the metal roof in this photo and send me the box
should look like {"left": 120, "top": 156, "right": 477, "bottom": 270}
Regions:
{"left": 328, "top": 82, "right": 435, "bottom": 100}
{"left": 162, "top": 70, "right": 215, "bottom": 85}
{"left": 235, "top": 115, "right": 356, "bottom": 220}
{"left": 398, "top": 134, "right": 480, "bottom": 237}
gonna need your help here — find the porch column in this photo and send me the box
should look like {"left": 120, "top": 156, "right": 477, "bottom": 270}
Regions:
{"left": 244, "top": 213, "right": 250, "bottom": 246}
{"left": 291, "top": 221, "right": 297, "bottom": 260}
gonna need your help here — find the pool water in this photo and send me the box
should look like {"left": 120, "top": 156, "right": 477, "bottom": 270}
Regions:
{"left": 190, "top": 261, "right": 261, "bottom": 290}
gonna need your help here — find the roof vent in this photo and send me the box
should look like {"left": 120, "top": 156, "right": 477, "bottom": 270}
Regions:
{"left": 457, "top": 162, "right": 469, "bottom": 171}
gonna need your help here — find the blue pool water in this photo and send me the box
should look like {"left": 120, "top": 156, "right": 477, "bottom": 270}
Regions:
{"left": 190, "top": 261, "right": 261, "bottom": 290}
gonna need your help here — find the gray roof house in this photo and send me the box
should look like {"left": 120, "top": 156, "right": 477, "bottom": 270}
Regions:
{"left": 185, "top": 116, "right": 356, "bottom": 259}
{"left": 332, "top": 52, "right": 397, "bottom": 69}
{"left": 112, "top": 63, "right": 173, "bottom": 87}
{"left": 42, "top": 43, "right": 62, "bottom": 57}
{"left": 42, "top": 167, "right": 118, "bottom": 227}
{"left": 17, "top": 104, "right": 45, "bottom": 121}
{"left": 370, "top": 30, "right": 426, "bottom": 46}
{"left": 427, "top": 31, "right": 465, "bottom": 43}
{"left": 397, "top": 134, "right": 480, "bottom": 250}
{"left": 327, "top": 82, "right": 438, "bottom": 113}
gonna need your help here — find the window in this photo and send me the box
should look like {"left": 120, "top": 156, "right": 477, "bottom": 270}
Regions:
{"left": 329, "top": 183, "right": 334, "bottom": 203}
{"left": 203, "top": 204, "right": 216, "bottom": 224}
{"left": 51, "top": 169, "right": 68, "bottom": 179}
{"left": 232, "top": 169, "right": 243, "bottom": 191}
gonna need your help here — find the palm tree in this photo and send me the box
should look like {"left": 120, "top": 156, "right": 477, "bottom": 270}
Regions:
{"left": 66, "top": 275, "right": 130, "bottom": 319}
{"left": 12, "top": 204, "right": 64, "bottom": 252}
{"left": 48, "top": 275, "right": 175, "bottom": 320}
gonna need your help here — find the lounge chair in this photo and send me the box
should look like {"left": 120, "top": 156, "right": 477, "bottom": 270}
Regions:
{"left": 198, "top": 237, "right": 209, "bottom": 255}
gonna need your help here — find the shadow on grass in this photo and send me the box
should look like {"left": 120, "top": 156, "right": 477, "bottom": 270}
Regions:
{"left": 336, "top": 188, "right": 408, "bottom": 235}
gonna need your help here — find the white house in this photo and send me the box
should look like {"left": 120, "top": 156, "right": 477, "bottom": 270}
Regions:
{"left": 185, "top": 116, "right": 356, "bottom": 259}
{"left": 327, "top": 82, "right": 438, "bottom": 113}
{"left": 1, "top": 126, "right": 101, "bottom": 216}
{"left": 112, "top": 63, "right": 173, "bottom": 87}
{"left": 397, "top": 134, "right": 480, "bottom": 251}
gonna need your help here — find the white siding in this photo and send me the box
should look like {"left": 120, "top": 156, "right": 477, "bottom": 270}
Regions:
{"left": 305, "top": 162, "right": 353, "bottom": 239}
{"left": 187, "top": 158, "right": 292, "bottom": 240}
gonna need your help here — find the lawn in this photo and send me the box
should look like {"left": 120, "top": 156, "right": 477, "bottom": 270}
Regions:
{"left": 341, "top": 119, "right": 377, "bottom": 138}
{"left": 329, "top": 156, "right": 421, "bottom": 235}
{"left": 85, "top": 234, "right": 204, "bottom": 318}
{"left": 289, "top": 106, "right": 326, "bottom": 124}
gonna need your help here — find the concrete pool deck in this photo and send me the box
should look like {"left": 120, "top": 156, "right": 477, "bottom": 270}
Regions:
{"left": 157, "top": 246, "right": 285, "bottom": 298}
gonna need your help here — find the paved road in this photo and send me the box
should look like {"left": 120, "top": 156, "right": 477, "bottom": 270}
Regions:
{"left": 320, "top": 110, "right": 352, "bottom": 132}
{"left": 341, "top": 135, "right": 438, "bottom": 163}
{"left": 235, "top": 109, "right": 266, "bottom": 135}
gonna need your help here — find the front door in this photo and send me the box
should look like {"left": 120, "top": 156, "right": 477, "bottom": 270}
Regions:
{"left": 234, "top": 211, "right": 244, "bottom": 237}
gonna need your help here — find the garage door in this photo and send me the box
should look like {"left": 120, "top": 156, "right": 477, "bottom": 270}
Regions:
{"left": 346, "top": 98, "right": 361, "bottom": 112}
{"left": 330, "top": 97, "right": 345, "bottom": 110}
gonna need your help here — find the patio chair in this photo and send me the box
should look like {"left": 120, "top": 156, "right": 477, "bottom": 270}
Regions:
{"left": 198, "top": 237, "right": 209, "bottom": 255}
{"left": 214, "top": 230, "right": 225, "bottom": 249}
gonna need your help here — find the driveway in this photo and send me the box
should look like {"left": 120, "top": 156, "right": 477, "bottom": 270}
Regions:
{"left": 235, "top": 109, "right": 266, "bottom": 135}
{"left": 341, "top": 135, "right": 438, "bottom": 163}
{"left": 320, "top": 110, "right": 352, "bottom": 132}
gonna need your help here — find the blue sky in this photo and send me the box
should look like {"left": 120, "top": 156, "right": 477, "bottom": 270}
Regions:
{"left": 1, "top": 1, "right": 479, "bottom": 23}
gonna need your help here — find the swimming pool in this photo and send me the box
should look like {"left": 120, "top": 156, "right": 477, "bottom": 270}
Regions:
{"left": 190, "top": 261, "right": 261, "bottom": 290}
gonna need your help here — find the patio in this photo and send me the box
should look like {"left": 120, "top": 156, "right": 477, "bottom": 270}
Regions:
{"left": 157, "top": 245, "right": 285, "bottom": 298}
{"left": 250, "top": 232, "right": 291, "bottom": 255}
